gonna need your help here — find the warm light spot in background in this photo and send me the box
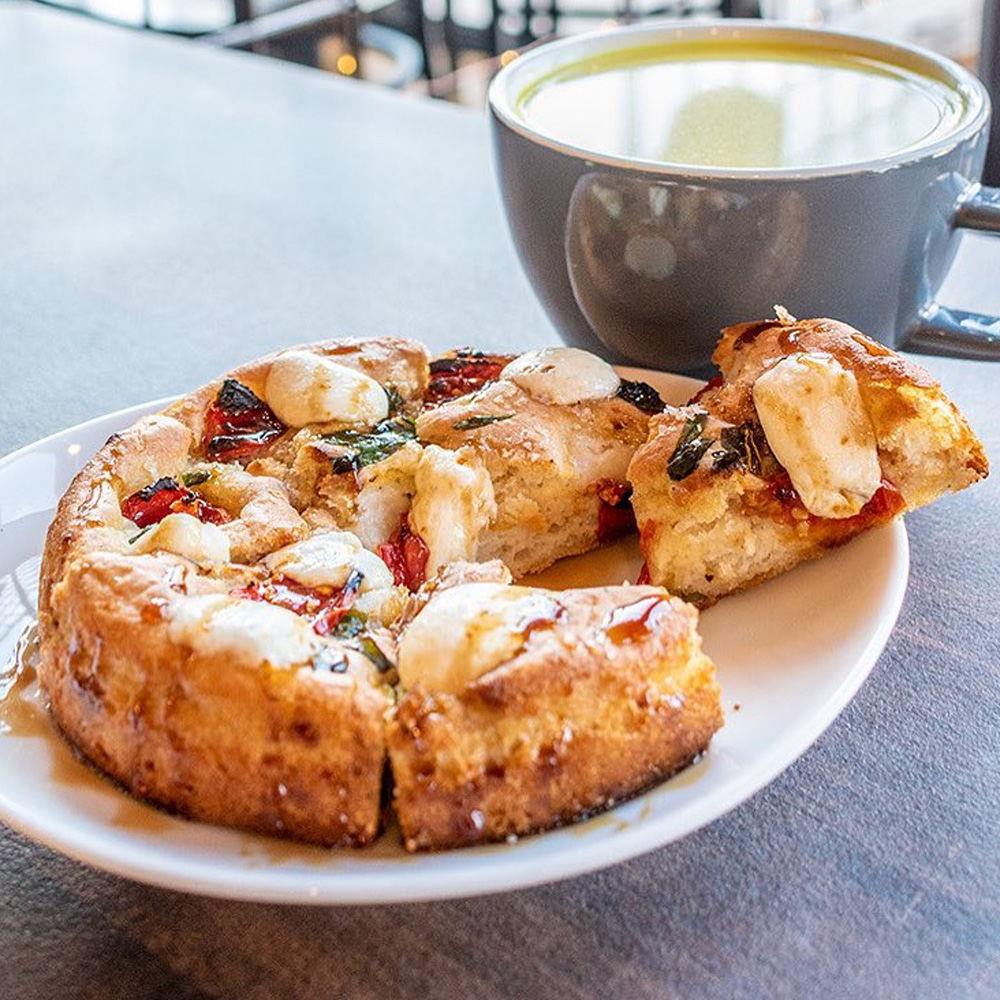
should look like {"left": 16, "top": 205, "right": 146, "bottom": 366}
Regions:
{"left": 499, "top": 49, "right": 518, "bottom": 67}
{"left": 337, "top": 53, "right": 358, "bottom": 76}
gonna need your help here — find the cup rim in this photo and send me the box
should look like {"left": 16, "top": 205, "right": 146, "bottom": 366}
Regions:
{"left": 487, "top": 19, "right": 990, "bottom": 181}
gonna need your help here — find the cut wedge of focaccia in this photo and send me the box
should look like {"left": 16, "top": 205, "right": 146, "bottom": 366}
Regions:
{"left": 628, "top": 317, "right": 989, "bottom": 605}
{"left": 411, "top": 347, "right": 661, "bottom": 578}
{"left": 387, "top": 567, "right": 722, "bottom": 850}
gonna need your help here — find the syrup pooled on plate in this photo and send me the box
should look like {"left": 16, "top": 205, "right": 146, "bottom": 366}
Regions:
{"left": 0, "top": 623, "right": 49, "bottom": 739}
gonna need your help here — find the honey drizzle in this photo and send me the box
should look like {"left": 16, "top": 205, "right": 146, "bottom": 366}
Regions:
{"left": 604, "top": 596, "right": 669, "bottom": 645}
{"left": 0, "top": 622, "right": 48, "bottom": 738}
{"left": 1, "top": 622, "right": 179, "bottom": 836}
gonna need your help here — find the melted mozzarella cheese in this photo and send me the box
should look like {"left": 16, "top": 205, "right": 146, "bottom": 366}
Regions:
{"left": 408, "top": 446, "right": 495, "bottom": 575}
{"left": 131, "top": 512, "right": 230, "bottom": 566}
{"left": 168, "top": 594, "right": 320, "bottom": 667}
{"left": 753, "top": 352, "right": 881, "bottom": 519}
{"left": 398, "top": 583, "right": 559, "bottom": 694}
{"left": 264, "top": 351, "right": 388, "bottom": 427}
{"left": 263, "top": 530, "right": 393, "bottom": 591}
{"left": 353, "top": 585, "right": 406, "bottom": 626}
{"left": 500, "top": 347, "right": 620, "bottom": 405}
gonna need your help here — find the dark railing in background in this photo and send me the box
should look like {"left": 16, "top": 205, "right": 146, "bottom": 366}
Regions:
{"left": 29, "top": 0, "right": 1000, "bottom": 178}
{"left": 982, "top": 0, "right": 1000, "bottom": 185}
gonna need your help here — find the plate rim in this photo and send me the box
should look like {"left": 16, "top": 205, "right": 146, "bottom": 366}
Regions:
{"left": 0, "top": 372, "right": 910, "bottom": 904}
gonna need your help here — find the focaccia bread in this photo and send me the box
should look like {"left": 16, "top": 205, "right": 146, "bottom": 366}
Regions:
{"left": 628, "top": 316, "right": 989, "bottom": 605}
{"left": 37, "top": 335, "right": 716, "bottom": 850}
{"left": 388, "top": 579, "right": 722, "bottom": 850}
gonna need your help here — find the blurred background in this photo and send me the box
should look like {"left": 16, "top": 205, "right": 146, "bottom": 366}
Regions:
{"left": 33, "top": 0, "right": 986, "bottom": 105}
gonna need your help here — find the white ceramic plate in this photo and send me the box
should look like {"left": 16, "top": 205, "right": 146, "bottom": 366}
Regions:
{"left": 0, "top": 368, "right": 909, "bottom": 904}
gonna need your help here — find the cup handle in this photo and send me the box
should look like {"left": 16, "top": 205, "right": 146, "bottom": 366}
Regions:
{"left": 903, "top": 184, "right": 1000, "bottom": 360}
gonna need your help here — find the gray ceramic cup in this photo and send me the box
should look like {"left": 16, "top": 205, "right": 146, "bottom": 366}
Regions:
{"left": 488, "top": 21, "right": 1000, "bottom": 373}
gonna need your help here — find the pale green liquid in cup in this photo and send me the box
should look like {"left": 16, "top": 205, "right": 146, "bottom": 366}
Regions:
{"left": 517, "top": 40, "right": 968, "bottom": 169}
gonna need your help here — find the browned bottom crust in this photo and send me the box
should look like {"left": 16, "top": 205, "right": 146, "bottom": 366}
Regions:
{"left": 40, "top": 554, "right": 388, "bottom": 847}
{"left": 386, "top": 590, "right": 722, "bottom": 851}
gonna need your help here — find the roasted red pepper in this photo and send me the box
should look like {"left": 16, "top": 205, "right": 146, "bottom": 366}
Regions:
{"left": 122, "top": 477, "right": 231, "bottom": 528}
{"left": 377, "top": 515, "right": 429, "bottom": 591}
{"left": 425, "top": 350, "right": 516, "bottom": 406}
{"left": 761, "top": 473, "right": 905, "bottom": 541}
{"left": 594, "top": 478, "right": 637, "bottom": 543}
{"left": 232, "top": 571, "right": 363, "bottom": 636}
{"left": 203, "top": 378, "right": 285, "bottom": 462}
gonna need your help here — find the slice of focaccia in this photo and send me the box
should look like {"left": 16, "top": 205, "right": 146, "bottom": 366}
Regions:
{"left": 386, "top": 574, "right": 722, "bottom": 851}
{"left": 628, "top": 316, "right": 989, "bottom": 605}
{"left": 411, "top": 347, "right": 662, "bottom": 578}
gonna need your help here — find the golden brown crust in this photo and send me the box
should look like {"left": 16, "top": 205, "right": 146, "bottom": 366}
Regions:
{"left": 387, "top": 588, "right": 722, "bottom": 850}
{"left": 41, "top": 554, "right": 386, "bottom": 845}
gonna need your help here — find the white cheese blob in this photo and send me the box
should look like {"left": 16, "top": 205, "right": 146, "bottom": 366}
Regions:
{"left": 131, "top": 512, "right": 230, "bottom": 566}
{"left": 500, "top": 347, "right": 620, "bottom": 405}
{"left": 168, "top": 594, "right": 320, "bottom": 667}
{"left": 753, "top": 352, "right": 882, "bottom": 519}
{"left": 408, "top": 446, "right": 496, "bottom": 575}
{"left": 263, "top": 530, "right": 393, "bottom": 591}
{"left": 264, "top": 350, "right": 389, "bottom": 427}
{"left": 353, "top": 585, "right": 406, "bottom": 626}
{"left": 398, "top": 583, "right": 560, "bottom": 694}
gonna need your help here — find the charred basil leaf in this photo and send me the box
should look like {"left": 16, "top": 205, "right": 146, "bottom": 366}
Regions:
{"left": 312, "top": 647, "right": 349, "bottom": 673}
{"left": 452, "top": 414, "right": 513, "bottom": 431}
{"left": 383, "top": 385, "right": 404, "bottom": 415}
{"left": 429, "top": 349, "right": 491, "bottom": 374}
{"left": 341, "top": 569, "right": 364, "bottom": 601}
{"left": 711, "top": 423, "right": 764, "bottom": 475}
{"left": 350, "top": 636, "right": 394, "bottom": 673}
{"left": 326, "top": 417, "right": 417, "bottom": 474}
{"left": 667, "top": 412, "right": 714, "bottom": 481}
{"left": 181, "top": 469, "right": 210, "bottom": 487}
{"left": 128, "top": 525, "right": 155, "bottom": 545}
{"left": 676, "top": 590, "right": 710, "bottom": 606}
{"left": 616, "top": 379, "right": 665, "bottom": 414}
{"left": 216, "top": 378, "right": 266, "bottom": 414}
{"left": 132, "top": 476, "right": 180, "bottom": 501}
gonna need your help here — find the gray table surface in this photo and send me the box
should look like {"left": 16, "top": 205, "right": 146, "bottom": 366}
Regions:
{"left": 1, "top": 4, "right": 999, "bottom": 997}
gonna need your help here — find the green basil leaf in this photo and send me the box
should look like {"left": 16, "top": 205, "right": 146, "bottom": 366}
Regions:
{"left": 350, "top": 636, "right": 394, "bottom": 673}
{"left": 452, "top": 414, "right": 513, "bottom": 431}
{"left": 332, "top": 610, "right": 367, "bottom": 639}
{"left": 325, "top": 417, "right": 417, "bottom": 474}
{"left": 667, "top": 412, "right": 714, "bottom": 481}
{"left": 181, "top": 469, "right": 210, "bottom": 487}
{"left": 383, "top": 385, "right": 404, "bottom": 415}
